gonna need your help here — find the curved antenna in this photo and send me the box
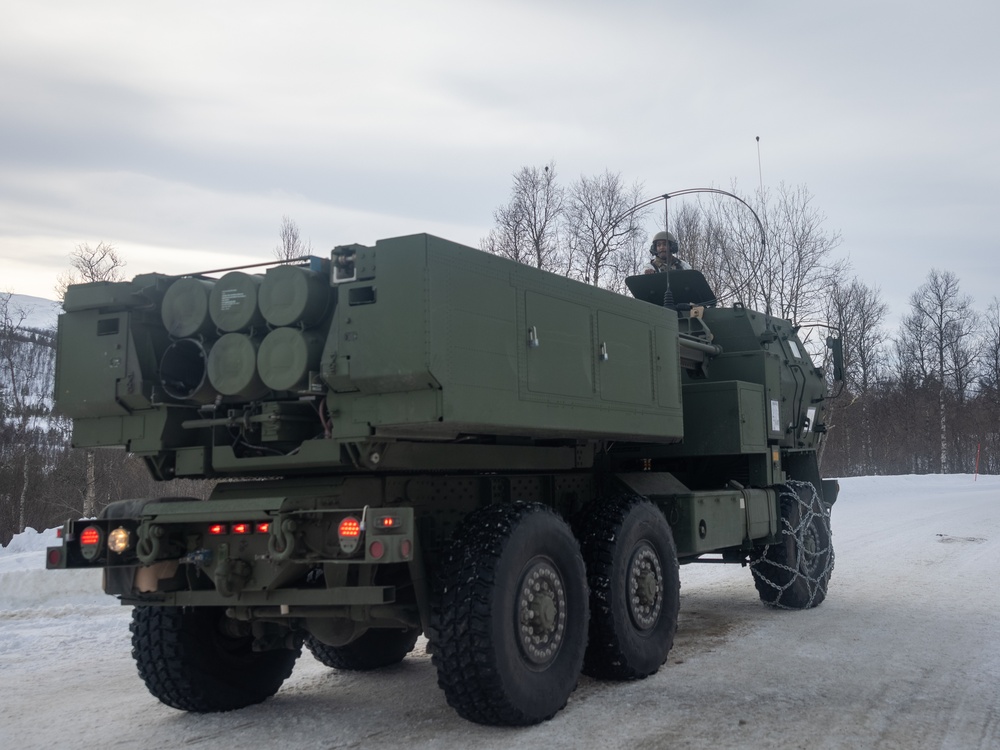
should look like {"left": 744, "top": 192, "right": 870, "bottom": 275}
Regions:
{"left": 613, "top": 187, "right": 770, "bottom": 314}
{"left": 609, "top": 188, "right": 767, "bottom": 252}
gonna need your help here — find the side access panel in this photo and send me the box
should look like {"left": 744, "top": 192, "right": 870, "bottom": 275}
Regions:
{"left": 659, "top": 380, "right": 767, "bottom": 456}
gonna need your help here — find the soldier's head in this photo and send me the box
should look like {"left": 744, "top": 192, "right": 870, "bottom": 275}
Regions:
{"left": 651, "top": 230, "right": 679, "bottom": 259}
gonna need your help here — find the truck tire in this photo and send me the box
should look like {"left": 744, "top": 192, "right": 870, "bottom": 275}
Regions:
{"left": 429, "top": 503, "right": 588, "bottom": 726}
{"left": 750, "top": 481, "right": 834, "bottom": 609}
{"left": 575, "top": 495, "right": 680, "bottom": 680}
{"left": 305, "top": 627, "right": 420, "bottom": 670}
{"left": 130, "top": 606, "right": 300, "bottom": 712}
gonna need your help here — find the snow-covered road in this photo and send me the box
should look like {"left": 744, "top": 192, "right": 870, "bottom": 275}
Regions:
{"left": 2, "top": 475, "right": 998, "bottom": 749}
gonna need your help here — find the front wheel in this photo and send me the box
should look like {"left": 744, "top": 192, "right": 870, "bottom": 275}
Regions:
{"left": 429, "top": 503, "right": 589, "bottom": 726}
{"left": 130, "top": 606, "right": 300, "bottom": 712}
{"left": 750, "top": 481, "right": 834, "bottom": 609}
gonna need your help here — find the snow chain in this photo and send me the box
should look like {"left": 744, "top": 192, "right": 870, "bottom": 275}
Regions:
{"left": 748, "top": 480, "right": 835, "bottom": 609}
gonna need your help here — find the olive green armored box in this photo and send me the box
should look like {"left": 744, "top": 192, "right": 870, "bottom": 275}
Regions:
{"left": 56, "top": 234, "right": 685, "bottom": 476}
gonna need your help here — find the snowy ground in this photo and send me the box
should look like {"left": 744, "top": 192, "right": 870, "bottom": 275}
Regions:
{"left": 2, "top": 475, "right": 998, "bottom": 749}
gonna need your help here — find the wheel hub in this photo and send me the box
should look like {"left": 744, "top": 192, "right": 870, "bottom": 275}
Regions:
{"left": 628, "top": 543, "right": 663, "bottom": 631}
{"left": 800, "top": 520, "right": 825, "bottom": 577}
{"left": 517, "top": 559, "right": 567, "bottom": 666}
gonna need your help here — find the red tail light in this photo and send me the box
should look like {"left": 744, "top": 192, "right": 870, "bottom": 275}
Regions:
{"left": 338, "top": 517, "right": 361, "bottom": 538}
{"left": 208, "top": 524, "right": 227, "bottom": 535}
{"left": 78, "top": 525, "right": 103, "bottom": 562}
{"left": 80, "top": 526, "right": 101, "bottom": 547}
{"left": 256, "top": 522, "right": 270, "bottom": 534}
{"left": 338, "top": 516, "right": 362, "bottom": 555}
{"left": 232, "top": 523, "right": 251, "bottom": 535}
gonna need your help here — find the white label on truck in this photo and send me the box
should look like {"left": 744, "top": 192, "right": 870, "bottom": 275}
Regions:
{"left": 771, "top": 399, "right": 781, "bottom": 433}
{"left": 220, "top": 289, "right": 246, "bottom": 311}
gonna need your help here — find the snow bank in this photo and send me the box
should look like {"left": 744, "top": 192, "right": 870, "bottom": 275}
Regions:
{"left": 0, "top": 527, "right": 110, "bottom": 610}
{"left": 1, "top": 526, "right": 60, "bottom": 557}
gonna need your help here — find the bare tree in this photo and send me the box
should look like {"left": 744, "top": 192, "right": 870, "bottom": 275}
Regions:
{"left": 0, "top": 293, "right": 30, "bottom": 534}
{"left": 979, "top": 298, "right": 1000, "bottom": 395}
{"left": 823, "top": 279, "right": 889, "bottom": 474}
{"left": 970, "top": 298, "right": 1000, "bottom": 473}
{"left": 831, "top": 279, "right": 889, "bottom": 394}
{"left": 671, "top": 202, "right": 712, "bottom": 283}
{"left": 698, "top": 183, "right": 845, "bottom": 322}
{"left": 274, "top": 216, "right": 312, "bottom": 261}
{"left": 894, "top": 269, "right": 979, "bottom": 472}
{"left": 481, "top": 162, "right": 565, "bottom": 272}
{"left": 565, "top": 171, "right": 647, "bottom": 291}
{"left": 0, "top": 293, "right": 60, "bottom": 536}
{"left": 55, "top": 242, "right": 126, "bottom": 299}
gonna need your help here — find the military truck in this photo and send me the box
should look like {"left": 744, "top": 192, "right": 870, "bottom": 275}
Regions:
{"left": 46, "top": 233, "right": 839, "bottom": 726}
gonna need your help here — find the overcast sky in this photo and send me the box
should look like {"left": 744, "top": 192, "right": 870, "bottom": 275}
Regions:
{"left": 2, "top": 0, "right": 997, "bottom": 326}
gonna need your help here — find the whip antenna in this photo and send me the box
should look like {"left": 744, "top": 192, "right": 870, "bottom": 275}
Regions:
{"left": 756, "top": 136, "right": 764, "bottom": 198}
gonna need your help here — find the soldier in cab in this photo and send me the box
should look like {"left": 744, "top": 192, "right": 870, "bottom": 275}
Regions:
{"left": 645, "top": 231, "right": 691, "bottom": 273}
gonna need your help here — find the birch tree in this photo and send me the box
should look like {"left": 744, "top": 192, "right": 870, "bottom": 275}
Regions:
{"left": 0, "top": 295, "right": 59, "bottom": 537}
{"left": 482, "top": 162, "right": 565, "bottom": 272}
{"left": 824, "top": 279, "right": 889, "bottom": 474}
{"left": 565, "top": 171, "right": 647, "bottom": 291}
{"left": 274, "top": 216, "right": 313, "bottom": 261}
{"left": 698, "top": 183, "right": 845, "bottom": 322}
{"left": 895, "top": 269, "right": 978, "bottom": 472}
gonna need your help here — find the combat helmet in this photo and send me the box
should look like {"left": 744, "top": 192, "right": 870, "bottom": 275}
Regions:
{"left": 650, "top": 230, "right": 679, "bottom": 256}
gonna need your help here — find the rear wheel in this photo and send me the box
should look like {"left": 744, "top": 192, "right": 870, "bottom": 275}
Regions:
{"left": 305, "top": 627, "right": 420, "bottom": 670}
{"left": 750, "top": 481, "right": 834, "bottom": 608}
{"left": 575, "top": 494, "right": 680, "bottom": 680}
{"left": 130, "top": 606, "right": 300, "bottom": 712}
{"left": 430, "top": 503, "right": 588, "bottom": 726}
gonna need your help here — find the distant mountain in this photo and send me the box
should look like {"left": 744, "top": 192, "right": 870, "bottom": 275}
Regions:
{"left": 4, "top": 294, "right": 61, "bottom": 332}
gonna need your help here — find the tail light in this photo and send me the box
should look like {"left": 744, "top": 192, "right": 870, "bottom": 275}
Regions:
{"left": 79, "top": 525, "right": 103, "bottom": 561}
{"left": 338, "top": 516, "right": 362, "bottom": 554}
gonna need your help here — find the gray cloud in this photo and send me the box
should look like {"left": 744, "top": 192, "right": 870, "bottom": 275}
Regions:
{"left": 1, "top": 0, "right": 997, "bottom": 326}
